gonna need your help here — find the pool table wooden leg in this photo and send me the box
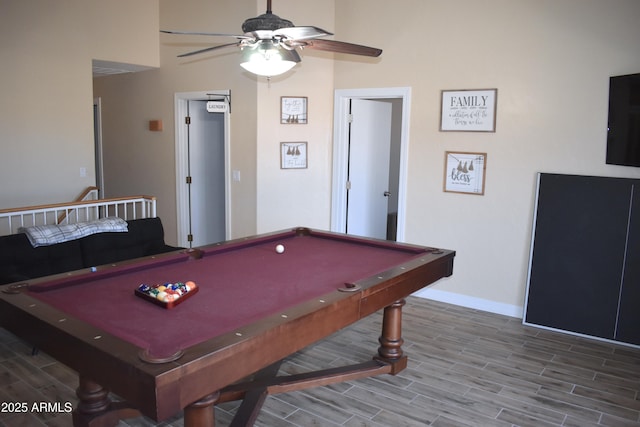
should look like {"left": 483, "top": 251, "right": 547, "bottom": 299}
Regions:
{"left": 183, "top": 392, "right": 220, "bottom": 427}
{"left": 375, "top": 298, "right": 408, "bottom": 374}
{"left": 72, "top": 375, "right": 141, "bottom": 427}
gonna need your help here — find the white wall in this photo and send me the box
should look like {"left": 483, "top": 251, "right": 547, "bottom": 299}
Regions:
{"left": 255, "top": 2, "right": 336, "bottom": 233}
{"left": 332, "top": 0, "right": 640, "bottom": 315}
{"left": 93, "top": 0, "right": 260, "bottom": 243}
{"left": 64, "top": 0, "right": 640, "bottom": 315}
{"left": 94, "top": 0, "right": 336, "bottom": 242}
{"left": 0, "top": 0, "right": 159, "bottom": 208}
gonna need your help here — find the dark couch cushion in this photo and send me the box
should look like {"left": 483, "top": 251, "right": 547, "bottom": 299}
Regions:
{"left": 0, "top": 217, "right": 178, "bottom": 285}
{"left": 0, "top": 233, "right": 83, "bottom": 285}
{"left": 0, "top": 233, "right": 41, "bottom": 284}
{"left": 42, "top": 239, "right": 85, "bottom": 274}
{"left": 80, "top": 217, "right": 176, "bottom": 267}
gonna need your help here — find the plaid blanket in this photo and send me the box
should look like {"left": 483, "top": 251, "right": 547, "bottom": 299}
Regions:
{"left": 19, "top": 217, "right": 128, "bottom": 247}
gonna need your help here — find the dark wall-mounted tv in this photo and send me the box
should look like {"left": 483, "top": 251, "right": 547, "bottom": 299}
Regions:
{"left": 606, "top": 72, "right": 640, "bottom": 167}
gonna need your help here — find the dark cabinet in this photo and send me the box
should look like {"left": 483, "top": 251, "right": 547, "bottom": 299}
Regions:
{"left": 617, "top": 183, "right": 640, "bottom": 344}
{"left": 525, "top": 173, "right": 640, "bottom": 346}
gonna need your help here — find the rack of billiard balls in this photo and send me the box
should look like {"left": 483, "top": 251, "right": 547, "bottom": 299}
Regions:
{"left": 135, "top": 281, "right": 199, "bottom": 309}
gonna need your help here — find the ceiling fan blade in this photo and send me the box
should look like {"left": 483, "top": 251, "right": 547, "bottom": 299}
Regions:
{"left": 177, "top": 42, "right": 239, "bottom": 58}
{"left": 275, "top": 26, "right": 333, "bottom": 40}
{"left": 161, "top": 30, "right": 252, "bottom": 40}
{"left": 303, "top": 39, "right": 382, "bottom": 57}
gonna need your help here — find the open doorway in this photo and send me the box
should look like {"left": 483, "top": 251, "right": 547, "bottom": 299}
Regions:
{"left": 175, "top": 91, "right": 231, "bottom": 248}
{"left": 331, "top": 87, "right": 411, "bottom": 242}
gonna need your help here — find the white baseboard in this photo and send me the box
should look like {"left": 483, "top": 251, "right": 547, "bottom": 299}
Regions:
{"left": 413, "top": 288, "right": 524, "bottom": 319}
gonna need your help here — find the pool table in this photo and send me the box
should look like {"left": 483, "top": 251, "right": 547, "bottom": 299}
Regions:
{"left": 0, "top": 227, "right": 455, "bottom": 427}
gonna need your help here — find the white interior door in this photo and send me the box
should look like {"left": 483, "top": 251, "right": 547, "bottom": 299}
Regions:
{"left": 187, "top": 100, "right": 225, "bottom": 247}
{"left": 331, "top": 87, "right": 411, "bottom": 242}
{"left": 346, "top": 99, "right": 392, "bottom": 239}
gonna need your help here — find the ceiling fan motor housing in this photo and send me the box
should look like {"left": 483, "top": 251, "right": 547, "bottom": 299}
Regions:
{"left": 242, "top": 13, "right": 294, "bottom": 33}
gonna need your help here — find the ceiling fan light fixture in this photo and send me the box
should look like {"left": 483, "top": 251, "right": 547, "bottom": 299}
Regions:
{"left": 240, "top": 40, "right": 300, "bottom": 77}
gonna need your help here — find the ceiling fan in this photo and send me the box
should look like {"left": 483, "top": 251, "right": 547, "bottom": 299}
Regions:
{"left": 161, "top": 0, "right": 382, "bottom": 77}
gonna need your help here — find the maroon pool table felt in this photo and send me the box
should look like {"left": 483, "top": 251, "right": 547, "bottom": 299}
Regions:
{"left": 26, "top": 229, "right": 430, "bottom": 358}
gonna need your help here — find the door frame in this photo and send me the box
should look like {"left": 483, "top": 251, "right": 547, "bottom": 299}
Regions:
{"left": 93, "top": 97, "right": 105, "bottom": 198}
{"left": 331, "top": 87, "right": 411, "bottom": 242}
{"left": 174, "top": 90, "right": 231, "bottom": 247}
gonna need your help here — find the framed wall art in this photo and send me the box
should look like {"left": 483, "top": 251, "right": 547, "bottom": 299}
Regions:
{"left": 440, "top": 89, "right": 497, "bottom": 132}
{"left": 281, "top": 96, "right": 308, "bottom": 124}
{"left": 444, "top": 151, "right": 487, "bottom": 195}
{"left": 281, "top": 142, "right": 307, "bottom": 169}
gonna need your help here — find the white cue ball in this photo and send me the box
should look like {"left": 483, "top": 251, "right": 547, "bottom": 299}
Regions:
{"left": 275, "top": 244, "right": 285, "bottom": 254}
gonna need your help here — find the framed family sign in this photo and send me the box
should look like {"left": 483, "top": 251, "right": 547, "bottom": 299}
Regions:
{"left": 444, "top": 151, "right": 487, "bottom": 195}
{"left": 440, "top": 89, "right": 497, "bottom": 132}
{"left": 281, "top": 96, "right": 308, "bottom": 124}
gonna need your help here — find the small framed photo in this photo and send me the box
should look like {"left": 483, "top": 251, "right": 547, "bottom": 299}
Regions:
{"left": 281, "top": 97, "right": 308, "bottom": 124}
{"left": 281, "top": 142, "right": 307, "bottom": 169}
{"left": 440, "top": 89, "right": 497, "bottom": 132}
{"left": 444, "top": 151, "right": 487, "bottom": 195}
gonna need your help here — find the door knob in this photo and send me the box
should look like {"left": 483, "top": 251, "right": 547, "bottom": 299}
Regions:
{"left": 383, "top": 191, "right": 391, "bottom": 197}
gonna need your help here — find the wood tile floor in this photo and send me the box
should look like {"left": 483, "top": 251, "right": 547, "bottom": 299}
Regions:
{"left": 1, "top": 297, "right": 638, "bottom": 426}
